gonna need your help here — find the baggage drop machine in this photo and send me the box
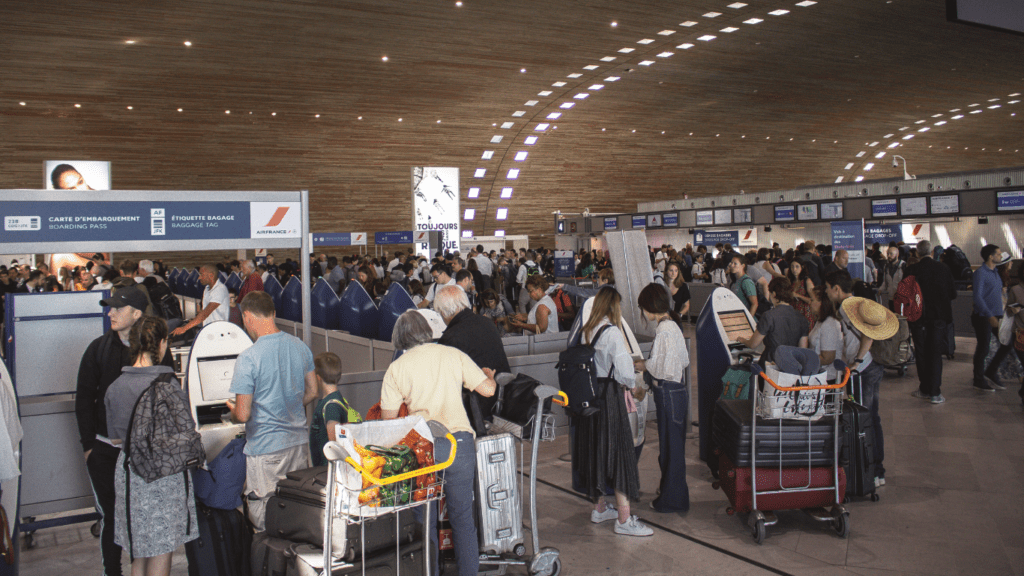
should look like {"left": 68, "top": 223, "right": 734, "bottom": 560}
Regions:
{"left": 186, "top": 321, "right": 253, "bottom": 461}
{"left": 696, "top": 287, "right": 762, "bottom": 462}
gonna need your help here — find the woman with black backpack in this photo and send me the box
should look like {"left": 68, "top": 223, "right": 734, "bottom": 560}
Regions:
{"left": 105, "top": 316, "right": 199, "bottom": 576}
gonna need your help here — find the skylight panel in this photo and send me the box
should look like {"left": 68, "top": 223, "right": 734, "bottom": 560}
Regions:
{"left": 474, "top": 169, "right": 486, "bottom": 177}
{"left": 482, "top": 151, "right": 494, "bottom": 159}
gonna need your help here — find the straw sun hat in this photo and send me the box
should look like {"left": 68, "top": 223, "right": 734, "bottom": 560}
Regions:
{"left": 840, "top": 297, "right": 899, "bottom": 341}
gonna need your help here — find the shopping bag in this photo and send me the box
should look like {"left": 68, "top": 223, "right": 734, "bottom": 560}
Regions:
{"left": 998, "top": 313, "right": 1014, "bottom": 346}
{"left": 759, "top": 363, "right": 829, "bottom": 420}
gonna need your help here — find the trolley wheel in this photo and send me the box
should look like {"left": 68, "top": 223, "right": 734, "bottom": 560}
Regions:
{"left": 843, "top": 496, "right": 851, "bottom": 504}
{"left": 871, "top": 493, "right": 881, "bottom": 502}
{"left": 712, "top": 481, "right": 721, "bottom": 491}
{"left": 897, "top": 366, "right": 906, "bottom": 377}
{"left": 726, "top": 507, "right": 735, "bottom": 516}
{"left": 534, "top": 558, "right": 562, "bottom": 576}
{"left": 91, "top": 521, "right": 101, "bottom": 538}
{"left": 751, "top": 519, "right": 766, "bottom": 545}
{"left": 514, "top": 543, "right": 527, "bottom": 557}
{"left": 832, "top": 513, "right": 850, "bottom": 538}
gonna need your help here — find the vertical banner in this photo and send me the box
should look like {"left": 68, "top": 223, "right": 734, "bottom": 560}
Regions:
{"left": 832, "top": 219, "right": 865, "bottom": 282}
{"left": 554, "top": 250, "right": 575, "bottom": 277}
{"left": 412, "top": 167, "right": 459, "bottom": 257}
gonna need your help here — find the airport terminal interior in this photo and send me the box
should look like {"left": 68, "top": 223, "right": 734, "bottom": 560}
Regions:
{"left": 2, "top": 0, "right": 1024, "bottom": 575}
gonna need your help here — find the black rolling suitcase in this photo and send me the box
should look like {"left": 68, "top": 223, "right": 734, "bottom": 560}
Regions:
{"left": 186, "top": 502, "right": 253, "bottom": 576}
{"left": 286, "top": 541, "right": 425, "bottom": 576}
{"left": 944, "top": 321, "right": 957, "bottom": 360}
{"left": 839, "top": 399, "right": 878, "bottom": 501}
{"left": 265, "top": 466, "right": 419, "bottom": 561}
{"left": 711, "top": 399, "right": 836, "bottom": 468}
{"left": 251, "top": 533, "right": 293, "bottom": 576}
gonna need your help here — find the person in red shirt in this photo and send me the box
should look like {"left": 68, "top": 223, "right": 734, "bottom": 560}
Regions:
{"left": 237, "top": 259, "right": 264, "bottom": 302}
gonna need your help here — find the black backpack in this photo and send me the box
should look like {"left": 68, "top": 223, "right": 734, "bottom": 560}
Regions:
{"left": 144, "top": 277, "right": 183, "bottom": 320}
{"left": 556, "top": 325, "right": 614, "bottom": 416}
{"left": 944, "top": 245, "right": 972, "bottom": 281}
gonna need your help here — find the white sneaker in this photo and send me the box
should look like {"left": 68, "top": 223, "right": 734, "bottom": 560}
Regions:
{"left": 590, "top": 504, "right": 618, "bottom": 524}
{"left": 614, "top": 515, "right": 654, "bottom": 537}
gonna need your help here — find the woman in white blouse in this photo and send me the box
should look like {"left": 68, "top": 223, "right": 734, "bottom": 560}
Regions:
{"left": 634, "top": 284, "right": 691, "bottom": 513}
{"left": 576, "top": 286, "right": 652, "bottom": 537}
{"left": 808, "top": 285, "right": 843, "bottom": 381}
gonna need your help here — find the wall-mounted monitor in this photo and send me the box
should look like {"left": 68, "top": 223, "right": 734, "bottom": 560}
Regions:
{"left": 632, "top": 215, "right": 646, "bottom": 228}
{"left": 696, "top": 210, "right": 714, "bottom": 226}
{"left": 996, "top": 190, "right": 1024, "bottom": 212}
{"left": 797, "top": 204, "right": 818, "bottom": 221}
{"left": 734, "top": 207, "right": 752, "bottom": 223}
{"left": 662, "top": 213, "right": 679, "bottom": 227}
{"left": 774, "top": 205, "right": 795, "bottom": 222}
{"left": 647, "top": 214, "right": 663, "bottom": 227}
{"left": 604, "top": 216, "right": 619, "bottom": 230}
{"left": 714, "top": 209, "right": 732, "bottom": 225}
{"left": 900, "top": 197, "right": 928, "bottom": 217}
{"left": 871, "top": 198, "right": 898, "bottom": 218}
{"left": 929, "top": 194, "right": 960, "bottom": 215}
{"left": 820, "top": 201, "right": 844, "bottom": 220}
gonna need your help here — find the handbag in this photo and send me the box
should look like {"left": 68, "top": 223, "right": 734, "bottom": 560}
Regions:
{"left": 998, "top": 313, "right": 1014, "bottom": 346}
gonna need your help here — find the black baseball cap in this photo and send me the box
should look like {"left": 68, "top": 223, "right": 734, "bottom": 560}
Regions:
{"left": 100, "top": 286, "right": 148, "bottom": 311}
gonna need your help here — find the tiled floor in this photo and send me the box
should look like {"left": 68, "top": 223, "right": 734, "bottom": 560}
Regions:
{"left": 19, "top": 333, "right": 1024, "bottom": 576}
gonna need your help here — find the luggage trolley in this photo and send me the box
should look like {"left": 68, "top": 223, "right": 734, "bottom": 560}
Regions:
{"left": 479, "top": 385, "right": 564, "bottom": 576}
{"left": 718, "top": 367, "right": 851, "bottom": 545}
{"left": 321, "top": 419, "right": 456, "bottom": 576}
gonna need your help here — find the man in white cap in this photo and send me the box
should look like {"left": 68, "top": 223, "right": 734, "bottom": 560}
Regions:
{"left": 825, "top": 269, "right": 897, "bottom": 488}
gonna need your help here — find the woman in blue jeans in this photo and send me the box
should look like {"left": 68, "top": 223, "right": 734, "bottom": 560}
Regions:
{"left": 634, "top": 284, "right": 691, "bottom": 513}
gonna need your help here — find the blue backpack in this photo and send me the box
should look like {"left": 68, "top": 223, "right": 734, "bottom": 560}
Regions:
{"left": 191, "top": 437, "right": 246, "bottom": 510}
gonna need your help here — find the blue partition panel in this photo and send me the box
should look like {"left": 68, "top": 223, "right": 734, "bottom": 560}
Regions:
{"left": 218, "top": 271, "right": 229, "bottom": 284}
{"left": 263, "top": 275, "right": 284, "bottom": 311}
{"left": 378, "top": 283, "right": 415, "bottom": 342}
{"left": 186, "top": 269, "right": 202, "bottom": 299}
{"left": 168, "top": 268, "right": 181, "bottom": 293}
{"left": 311, "top": 279, "right": 341, "bottom": 330}
{"left": 280, "top": 276, "right": 303, "bottom": 322}
{"left": 338, "top": 282, "right": 380, "bottom": 340}
{"left": 225, "top": 272, "right": 242, "bottom": 293}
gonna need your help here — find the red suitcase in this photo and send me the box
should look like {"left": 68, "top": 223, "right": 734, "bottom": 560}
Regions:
{"left": 717, "top": 452, "right": 846, "bottom": 514}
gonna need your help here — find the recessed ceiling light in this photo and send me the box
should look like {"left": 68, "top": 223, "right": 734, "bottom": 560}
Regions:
{"left": 525, "top": 100, "right": 538, "bottom": 106}
{"left": 856, "top": 151, "right": 866, "bottom": 157}
{"left": 989, "top": 104, "right": 1002, "bottom": 109}
{"left": 658, "top": 30, "right": 676, "bottom": 35}
{"left": 357, "top": 115, "right": 362, "bottom": 120}
{"left": 968, "top": 103, "right": 980, "bottom": 107}
{"left": 501, "top": 187, "right": 513, "bottom": 198}
{"left": 496, "top": 208, "right": 509, "bottom": 219}
{"left": 464, "top": 209, "right": 475, "bottom": 220}
{"left": 127, "top": 106, "right": 133, "bottom": 110}
{"left": 844, "top": 163, "right": 854, "bottom": 170}
{"left": 875, "top": 151, "right": 886, "bottom": 158}
{"left": 183, "top": 41, "right": 192, "bottom": 46}
{"left": 514, "top": 151, "right": 528, "bottom": 161}
{"left": 918, "top": 127, "right": 930, "bottom": 132}
{"left": 888, "top": 142, "right": 900, "bottom": 148}
{"left": 506, "top": 169, "right": 519, "bottom": 179}
{"left": 474, "top": 168, "right": 486, "bottom": 177}
{"left": 744, "top": 18, "right": 763, "bottom": 24}
{"left": 482, "top": 151, "right": 494, "bottom": 159}
{"left": 931, "top": 113, "right": 943, "bottom": 117}
{"left": 657, "top": 51, "right": 673, "bottom": 57}
{"left": 512, "top": 111, "right": 525, "bottom": 117}
{"left": 864, "top": 163, "right": 874, "bottom": 171}
{"left": 588, "top": 84, "right": 604, "bottom": 90}
{"left": 728, "top": 2, "right": 747, "bottom": 8}
{"left": 952, "top": 114, "right": 964, "bottom": 119}
{"left": 521, "top": 68, "right": 526, "bottom": 73}
{"left": 74, "top": 104, "right": 81, "bottom": 108}
{"left": 1009, "top": 100, "right": 1021, "bottom": 104}
{"left": 677, "top": 43, "right": 694, "bottom": 49}
{"left": 915, "top": 120, "right": 926, "bottom": 124}
{"left": 698, "top": 35, "right": 716, "bottom": 41}
{"left": 632, "top": 129, "right": 636, "bottom": 133}
{"left": 382, "top": 56, "right": 388, "bottom": 61}
{"left": 796, "top": 0, "right": 816, "bottom": 6}
{"left": 638, "top": 38, "right": 655, "bottom": 44}
{"left": 456, "top": 0, "right": 462, "bottom": 5}
{"left": 468, "top": 187, "right": 480, "bottom": 198}
{"left": 583, "top": 65, "right": 599, "bottom": 70}
{"left": 835, "top": 176, "right": 844, "bottom": 183}
{"left": 462, "top": 230, "right": 473, "bottom": 238}
{"left": 721, "top": 27, "right": 738, "bottom": 33}
{"left": 546, "top": 112, "right": 561, "bottom": 119}
{"left": 560, "top": 102, "right": 575, "bottom": 109}
{"left": 501, "top": 122, "right": 514, "bottom": 128}
{"left": 525, "top": 136, "right": 538, "bottom": 144}
{"left": 19, "top": 102, "right": 26, "bottom": 106}
{"left": 574, "top": 93, "right": 589, "bottom": 99}
{"left": 902, "top": 134, "right": 914, "bottom": 140}
{"left": 538, "top": 91, "right": 552, "bottom": 96}
{"left": 854, "top": 176, "right": 864, "bottom": 182}
{"left": 769, "top": 9, "right": 789, "bottom": 15}
{"left": 988, "top": 98, "right": 1000, "bottom": 102}
{"left": 535, "top": 123, "right": 549, "bottom": 131}
{"left": 703, "top": 12, "right": 721, "bottom": 18}
{"left": 639, "top": 60, "right": 654, "bottom": 66}
{"left": 601, "top": 56, "right": 616, "bottom": 62}
{"left": 552, "top": 82, "right": 567, "bottom": 87}
{"left": 970, "top": 109, "right": 983, "bottom": 114}
{"left": 1010, "top": 93, "right": 1021, "bottom": 97}
{"left": 605, "top": 76, "right": 620, "bottom": 81}
{"left": 883, "top": 133, "right": 894, "bottom": 138}
{"left": 680, "top": 21, "right": 699, "bottom": 27}
{"left": 934, "top": 120, "right": 946, "bottom": 125}
{"left": 567, "top": 74, "right": 581, "bottom": 79}
{"left": 611, "top": 21, "right": 617, "bottom": 27}
{"left": 869, "top": 141, "right": 879, "bottom": 146}
{"left": 602, "top": 128, "right": 606, "bottom": 131}
{"left": 618, "top": 48, "right": 635, "bottom": 53}
{"left": 495, "top": 230, "right": 505, "bottom": 237}
{"left": 177, "top": 108, "right": 183, "bottom": 112}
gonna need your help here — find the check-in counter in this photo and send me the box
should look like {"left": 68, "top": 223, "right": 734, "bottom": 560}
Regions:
{"left": 19, "top": 396, "right": 95, "bottom": 517}
{"left": 687, "top": 282, "right": 716, "bottom": 324}
{"left": 951, "top": 290, "right": 975, "bottom": 337}
{"left": 501, "top": 334, "right": 530, "bottom": 357}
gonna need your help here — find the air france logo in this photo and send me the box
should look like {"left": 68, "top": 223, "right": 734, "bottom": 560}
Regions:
{"left": 250, "top": 202, "right": 300, "bottom": 238}
{"left": 265, "top": 207, "right": 290, "bottom": 227}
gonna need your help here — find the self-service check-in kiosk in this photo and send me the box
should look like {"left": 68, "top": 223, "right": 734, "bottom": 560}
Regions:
{"left": 186, "top": 321, "right": 253, "bottom": 461}
{"left": 696, "top": 287, "right": 762, "bottom": 462}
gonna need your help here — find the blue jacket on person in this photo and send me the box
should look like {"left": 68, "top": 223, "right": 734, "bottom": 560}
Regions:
{"left": 972, "top": 265, "right": 1004, "bottom": 318}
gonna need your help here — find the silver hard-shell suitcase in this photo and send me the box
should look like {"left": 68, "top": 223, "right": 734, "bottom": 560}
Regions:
{"left": 474, "top": 433, "right": 524, "bottom": 555}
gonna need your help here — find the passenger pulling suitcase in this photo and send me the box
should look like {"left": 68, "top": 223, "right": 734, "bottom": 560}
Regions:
{"left": 186, "top": 502, "right": 253, "bottom": 576}
{"left": 475, "top": 433, "right": 525, "bottom": 555}
{"left": 286, "top": 541, "right": 425, "bottom": 576}
{"left": 265, "top": 466, "right": 419, "bottom": 561}
{"left": 717, "top": 452, "right": 846, "bottom": 514}
{"left": 839, "top": 399, "right": 879, "bottom": 501}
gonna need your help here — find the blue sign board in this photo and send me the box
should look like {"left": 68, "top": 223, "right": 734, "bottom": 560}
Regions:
{"left": 632, "top": 215, "right": 646, "bottom": 228}
{"left": 774, "top": 205, "right": 795, "bottom": 222}
{"left": 312, "top": 232, "right": 352, "bottom": 246}
{"left": 831, "top": 220, "right": 865, "bottom": 281}
{"left": 604, "top": 217, "right": 618, "bottom": 230}
{"left": 996, "top": 190, "right": 1024, "bottom": 211}
{"left": 692, "top": 230, "right": 739, "bottom": 247}
{"left": 374, "top": 231, "right": 415, "bottom": 244}
{"left": 0, "top": 201, "right": 260, "bottom": 243}
{"left": 663, "top": 213, "right": 679, "bottom": 227}
{"left": 871, "top": 198, "right": 898, "bottom": 218}
{"left": 864, "top": 224, "right": 901, "bottom": 245}
{"left": 554, "top": 250, "right": 575, "bottom": 277}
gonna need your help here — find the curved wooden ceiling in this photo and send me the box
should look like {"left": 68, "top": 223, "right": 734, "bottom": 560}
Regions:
{"left": 2, "top": 0, "right": 1023, "bottom": 244}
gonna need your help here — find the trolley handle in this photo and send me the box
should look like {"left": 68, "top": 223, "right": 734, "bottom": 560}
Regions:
{"left": 551, "top": 391, "right": 569, "bottom": 407}
{"left": 343, "top": 433, "right": 458, "bottom": 487}
{"left": 757, "top": 367, "right": 850, "bottom": 392}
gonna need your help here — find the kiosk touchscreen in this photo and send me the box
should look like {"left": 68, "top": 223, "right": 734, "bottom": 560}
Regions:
{"left": 186, "top": 321, "right": 253, "bottom": 460}
{"left": 695, "top": 287, "right": 762, "bottom": 462}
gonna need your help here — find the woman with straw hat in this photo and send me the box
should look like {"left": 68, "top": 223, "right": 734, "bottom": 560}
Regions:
{"left": 825, "top": 270, "right": 899, "bottom": 488}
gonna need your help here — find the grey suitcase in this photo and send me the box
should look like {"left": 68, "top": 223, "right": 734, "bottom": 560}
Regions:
{"left": 286, "top": 541, "right": 425, "bottom": 576}
{"left": 474, "top": 433, "right": 524, "bottom": 555}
